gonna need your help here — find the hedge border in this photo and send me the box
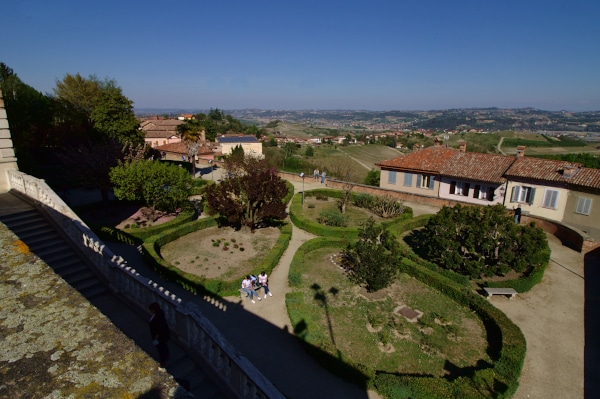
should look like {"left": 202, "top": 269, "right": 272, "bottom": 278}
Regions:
{"left": 286, "top": 236, "right": 526, "bottom": 399}
{"left": 140, "top": 218, "right": 293, "bottom": 297}
{"left": 289, "top": 189, "right": 413, "bottom": 240}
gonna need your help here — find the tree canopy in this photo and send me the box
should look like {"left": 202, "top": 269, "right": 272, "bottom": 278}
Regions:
{"left": 419, "top": 204, "right": 548, "bottom": 278}
{"left": 110, "top": 159, "right": 193, "bottom": 214}
{"left": 342, "top": 217, "right": 400, "bottom": 292}
{"left": 204, "top": 157, "right": 288, "bottom": 230}
{"left": 53, "top": 73, "right": 141, "bottom": 146}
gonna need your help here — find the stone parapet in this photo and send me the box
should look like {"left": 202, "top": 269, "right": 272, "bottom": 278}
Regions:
{"left": 6, "top": 169, "right": 284, "bottom": 399}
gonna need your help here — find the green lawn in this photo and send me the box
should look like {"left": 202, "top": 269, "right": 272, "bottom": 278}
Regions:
{"left": 292, "top": 246, "right": 489, "bottom": 376}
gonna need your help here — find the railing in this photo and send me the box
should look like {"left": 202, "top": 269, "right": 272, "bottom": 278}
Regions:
{"left": 6, "top": 169, "right": 283, "bottom": 399}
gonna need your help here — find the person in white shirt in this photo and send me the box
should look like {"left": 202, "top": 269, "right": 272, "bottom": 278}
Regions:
{"left": 258, "top": 271, "right": 272, "bottom": 299}
{"left": 241, "top": 275, "right": 261, "bottom": 303}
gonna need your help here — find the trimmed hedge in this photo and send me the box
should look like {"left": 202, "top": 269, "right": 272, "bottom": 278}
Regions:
{"left": 287, "top": 237, "right": 526, "bottom": 399}
{"left": 483, "top": 247, "right": 550, "bottom": 293}
{"left": 374, "top": 257, "right": 526, "bottom": 398}
{"left": 88, "top": 223, "right": 140, "bottom": 246}
{"left": 290, "top": 190, "right": 413, "bottom": 240}
{"left": 141, "top": 217, "right": 293, "bottom": 297}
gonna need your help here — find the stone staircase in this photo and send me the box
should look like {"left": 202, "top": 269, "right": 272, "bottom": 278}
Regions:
{"left": 0, "top": 193, "right": 227, "bottom": 398}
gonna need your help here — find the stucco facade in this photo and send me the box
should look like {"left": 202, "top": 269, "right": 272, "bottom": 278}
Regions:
{"left": 380, "top": 170, "right": 439, "bottom": 197}
{"left": 504, "top": 180, "right": 568, "bottom": 222}
{"left": 562, "top": 187, "right": 600, "bottom": 239}
{"left": 438, "top": 177, "right": 505, "bottom": 205}
{"left": 218, "top": 136, "right": 264, "bottom": 158}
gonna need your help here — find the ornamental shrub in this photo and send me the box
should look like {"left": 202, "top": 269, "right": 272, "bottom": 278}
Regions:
{"left": 419, "top": 204, "right": 548, "bottom": 279}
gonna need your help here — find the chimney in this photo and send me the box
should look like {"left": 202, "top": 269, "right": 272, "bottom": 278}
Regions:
{"left": 459, "top": 141, "right": 466, "bottom": 152}
{"left": 433, "top": 137, "right": 442, "bottom": 147}
{"left": 413, "top": 143, "right": 420, "bottom": 152}
{"left": 516, "top": 146, "right": 526, "bottom": 157}
{"left": 562, "top": 163, "right": 579, "bottom": 178}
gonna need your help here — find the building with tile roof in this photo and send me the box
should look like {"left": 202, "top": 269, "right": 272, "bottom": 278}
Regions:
{"left": 438, "top": 146, "right": 516, "bottom": 205}
{"left": 217, "top": 135, "right": 263, "bottom": 158}
{"left": 376, "top": 140, "right": 600, "bottom": 239}
{"left": 376, "top": 141, "right": 457, "bottom": 196}
{"left": 140, "top": 119, "right": 183, "bottom": 148}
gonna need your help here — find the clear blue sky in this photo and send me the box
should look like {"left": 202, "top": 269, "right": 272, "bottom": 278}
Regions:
{"left": 3, "top": 0, "right": 599, "bottom": 111}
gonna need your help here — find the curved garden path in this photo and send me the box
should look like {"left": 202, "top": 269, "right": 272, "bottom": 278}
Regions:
{"left": 103, "top": 176, "right": 584, "bottom": 399}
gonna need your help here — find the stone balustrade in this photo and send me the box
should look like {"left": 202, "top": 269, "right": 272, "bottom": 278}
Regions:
{"left": 6, "top": 169, "right": 283, "bottom": 399}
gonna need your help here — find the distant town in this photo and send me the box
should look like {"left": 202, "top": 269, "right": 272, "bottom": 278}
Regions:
{"left": 136, "top": 107, "right": 600, "bottom": 141}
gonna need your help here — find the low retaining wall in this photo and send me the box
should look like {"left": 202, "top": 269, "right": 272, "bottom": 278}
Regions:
{"left": 6, "top": 169, "right": 284, "bottom": 399}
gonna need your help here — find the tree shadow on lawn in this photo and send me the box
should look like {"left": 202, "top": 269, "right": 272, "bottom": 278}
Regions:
{"left": 402, "top": 228, "right": 428, "bottom": 259}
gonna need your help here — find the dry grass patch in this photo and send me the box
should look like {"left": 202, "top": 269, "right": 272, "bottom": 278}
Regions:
{"left": 160, "top": 226, "right": 279, "bottom": 280}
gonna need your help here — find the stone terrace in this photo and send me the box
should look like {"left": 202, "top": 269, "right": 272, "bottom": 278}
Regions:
{"left": 0, "top": 222, "right": 183, "bottom": 398}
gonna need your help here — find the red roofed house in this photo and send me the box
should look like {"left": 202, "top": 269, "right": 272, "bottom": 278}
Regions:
{"left": 140, "top": 119, "right": 184, "bottom": 148}
{"left": 376, "top": 138, "right": 456, "bottom": 197}
{"left": 561, "top": 167, "right": 600, "bottom": 238}
{"left": 377, "top": 140, "right": 600, "bottom": 242}
{"left": 438, "top": 142, "right": 515, "bottom": 205}
{"left": 505, "top": 146, "right": 600, "bottom": 238}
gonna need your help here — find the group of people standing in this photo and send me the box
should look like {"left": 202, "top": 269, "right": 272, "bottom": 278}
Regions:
{"left": 241, "top": 272, "right": 272, "bottom": 304}
{"left": 313, "top": 169, "right": 326, "bottom": 183}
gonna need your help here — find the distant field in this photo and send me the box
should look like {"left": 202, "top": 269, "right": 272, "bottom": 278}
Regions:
{"left": 446, "top": 131, "right": 599, "bottom": 157}
{"left": 273, "top": 131, "right": 599, "bottom": 184}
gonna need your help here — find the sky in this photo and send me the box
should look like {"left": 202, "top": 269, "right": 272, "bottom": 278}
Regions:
{"left": 2, "top": 0, "right": 600, "bottom": 112}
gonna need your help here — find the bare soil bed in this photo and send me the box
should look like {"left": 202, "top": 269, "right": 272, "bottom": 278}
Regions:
{"left": 159, "top": 226, "right": 280, "bottom": 280}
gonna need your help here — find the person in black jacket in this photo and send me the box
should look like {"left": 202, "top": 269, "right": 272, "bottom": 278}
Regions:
{"left": 149, "top": 302, "right": 170, "bottom": 367}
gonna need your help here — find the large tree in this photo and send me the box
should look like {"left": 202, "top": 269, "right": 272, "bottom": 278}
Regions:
{"left": 53, "top": 73, "right": 141, "bottom": 145}
{"left": 205, "top": 157, "right": 288, "bottom": 230}
{"left": 110, "top": 159, "right": 193, "bottom": 214}
{"left": 0, "top": 63, "right": 54, "bottom": 173}
{"left": 53, "top": 73, "right": 142, "bottom": 198}
{"left": 420, "top": 204, "right": 548, "bottom": 278}
{"left": 341, "top": 217, "right": 399, "bottom": 292}
{"left": 90, "top": 83, "right": 142, "bottom": 145}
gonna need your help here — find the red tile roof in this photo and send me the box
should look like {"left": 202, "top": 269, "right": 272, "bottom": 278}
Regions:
{"left": 440, "top": 152, "right": 515, "bottom": 184}
{"left": 504, "top": 158, "right": 581, "bottom": 184}
{"left": 155, "top": 142, "right": 213, "bottom": 155}
{"left": 564, "top": 166, "right": 600, "bottom": 190}
{"left": 376, "top": 146, "right": 457, "bottom": 173}
{"left": 378, "top": 145, "right": 600, "bottom": 191}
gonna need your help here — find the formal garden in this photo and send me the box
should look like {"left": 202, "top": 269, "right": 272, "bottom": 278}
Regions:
{"left": 83, "top": 163, "right": 549, "bottom": 399}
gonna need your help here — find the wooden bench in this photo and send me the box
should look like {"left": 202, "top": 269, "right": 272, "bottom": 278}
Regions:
{"left": 484, "top": 287, "right": 518, "bottom": 299}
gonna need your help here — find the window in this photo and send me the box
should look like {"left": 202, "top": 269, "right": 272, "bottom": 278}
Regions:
{"left": 474, "top": 185, "right": 493, "bottom": 200}
{"left": 450, "top": 181, "right": 469, "bottom": 196}
{"left": 575, "top": 197, "right": 592, "bottom": 215}
{"left": 387, "top": 171, "right": 397, "bottom": 185}
{"left": 510, "top": 185, "right": 536, "bottom": 205}
{"left": 486, "top": 187, "right": 495, "bottom": 201}
{"left": 403, "top": 173, "right": 413, "bottom": 187}
{"left": 542, "top": 189, "right": 559, "bottom": 209}
{"left": 417, "top": 174, "right": 434, "bottom": 190}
